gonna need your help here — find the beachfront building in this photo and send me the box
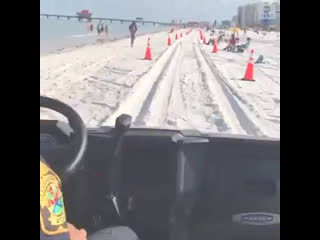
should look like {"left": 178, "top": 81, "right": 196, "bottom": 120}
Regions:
{"left": 237, "top": 3, "right": 259, "bottom": 29}
{"left": 221, "top": 20, "right": 232, "bottom": 29}
{"left": 275, "top": 0, "right": 280, "bottom": 27}
{"left": 236, "top": 1, "right": 280, "bottom": 30}
{"left": 199, "top": 21, "right": 211, "bottom": 29}
{"left": 232, "top": 15, "right": 238, "bottom": 27}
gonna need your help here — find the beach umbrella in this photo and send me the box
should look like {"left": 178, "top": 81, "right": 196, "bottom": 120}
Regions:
{"left": 229, "top": 27, "right": 241, "bottom": 33}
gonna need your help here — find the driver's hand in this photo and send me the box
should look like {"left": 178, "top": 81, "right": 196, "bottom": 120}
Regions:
{"left": 68, "top": 223, "right": 87, "bottom": 240}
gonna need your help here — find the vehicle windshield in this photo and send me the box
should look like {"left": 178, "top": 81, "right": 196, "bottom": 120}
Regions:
{"left": 40, "top": 0, "right": 280, "bottom": 139}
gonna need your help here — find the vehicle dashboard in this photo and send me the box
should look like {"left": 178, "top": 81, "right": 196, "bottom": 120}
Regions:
{"left": 40, "top": 120, "right": 280, "bottom": 240}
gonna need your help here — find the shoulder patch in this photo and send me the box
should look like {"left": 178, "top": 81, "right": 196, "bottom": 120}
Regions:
{"left": 40, "top": 161, "right": 68, "bottom": 235}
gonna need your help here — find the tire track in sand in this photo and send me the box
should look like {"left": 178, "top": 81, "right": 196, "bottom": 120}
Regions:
{"left": 165, "top": 39, "right": 230, "bottom": 133}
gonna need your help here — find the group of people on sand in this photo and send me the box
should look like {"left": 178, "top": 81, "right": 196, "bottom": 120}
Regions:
{"left": 223, "top": 34, "right": 251, "bottom": 53}
{"left": 97, "top": 22, "right": 109, "bottom": 36}
{"left": 94, "top": 21, "right": 252, "bottom": 52}
{"left": 205, "top": 30, "right": 251, "bottom": 53}
{"left": 206, "top": 34, "right": 224, "bottom": 46}
{"left": 92, "top": 21, "right": 138, "bottom": 48}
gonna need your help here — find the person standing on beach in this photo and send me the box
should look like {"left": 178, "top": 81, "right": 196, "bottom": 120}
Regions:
{"left": 105, "top": 24, "right": 109, "bottom": 37}
{"left": 97, "top": 22, "right": 101, "bottom": 36}
{"left": 129, "top": 21, "right": 138, "bottom": 47}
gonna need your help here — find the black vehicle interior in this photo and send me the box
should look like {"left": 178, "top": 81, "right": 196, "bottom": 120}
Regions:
{"left": 40, "top": 96, "right": 280, "bottom": 240}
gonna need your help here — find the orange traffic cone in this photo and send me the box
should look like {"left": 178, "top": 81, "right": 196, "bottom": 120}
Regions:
{"left": 242, "top": 50, "right": 255, "bottom": 81}
{"left": 145, "top": 38, "right": 152, "bottom": 60}
{"left": 168, "top": 35, "right": 171, "bottom": 46}
{"left": 213, "top": 40, "right": 218, "bottom": 53}
{"left": 175, "top": 33, "right": 178, "bottom": 40}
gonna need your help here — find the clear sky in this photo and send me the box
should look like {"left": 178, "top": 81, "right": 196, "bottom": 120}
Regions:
{"left": 40, "top": 0, "right": 265, "bottom": 22}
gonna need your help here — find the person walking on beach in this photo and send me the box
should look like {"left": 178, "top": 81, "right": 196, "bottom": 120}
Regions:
{"left": 105, "top": 24, "right": 109, "bottom": 37}
{"left": 129, "top": 21, "right": 138, "bottom": 47}
{"left": 97, "top": 22, "right": 102, "bottom": 36}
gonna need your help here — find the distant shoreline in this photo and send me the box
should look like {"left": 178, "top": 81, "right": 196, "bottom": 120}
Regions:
{"left": 40, "top": 28, "right": 169, "bottom": 57}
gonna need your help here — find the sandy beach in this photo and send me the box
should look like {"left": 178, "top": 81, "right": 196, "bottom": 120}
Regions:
{"left": 40, "top": 29, "right": 280, "bottom": 138}
{"left": 40, "top": 31, "right": 171, "bottom": 124}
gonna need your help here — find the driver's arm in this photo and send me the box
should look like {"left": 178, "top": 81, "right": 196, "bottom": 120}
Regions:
{"left": 40, "top": 230, "right": 70, "bottom": 240}
{"left": 40, "top": 224, "right": 87, "bottom": 240}
{"left": 68, "top": 223, "right": 87, "bottom": 240}
{"left": 40, "top": 159, "right": 87, "bottom": 240}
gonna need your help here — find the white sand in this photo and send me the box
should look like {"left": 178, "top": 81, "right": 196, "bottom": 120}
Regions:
{"left": 41, "top": 29, "right": 280, "bottom": 138}
{"left": 201, "top": 30, "right": 280, "bottom": 138}
{"left": 41, "top": 31, "right": 173, "bottom": 126}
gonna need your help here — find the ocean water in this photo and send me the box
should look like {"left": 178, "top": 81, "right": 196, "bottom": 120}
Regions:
{"left": 40, "top": 17, "right": 167, "bottom": 54}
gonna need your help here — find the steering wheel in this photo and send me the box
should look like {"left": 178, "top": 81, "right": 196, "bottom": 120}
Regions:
{"left": 40, "top": 96, "right": 88, "bottom": 176}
